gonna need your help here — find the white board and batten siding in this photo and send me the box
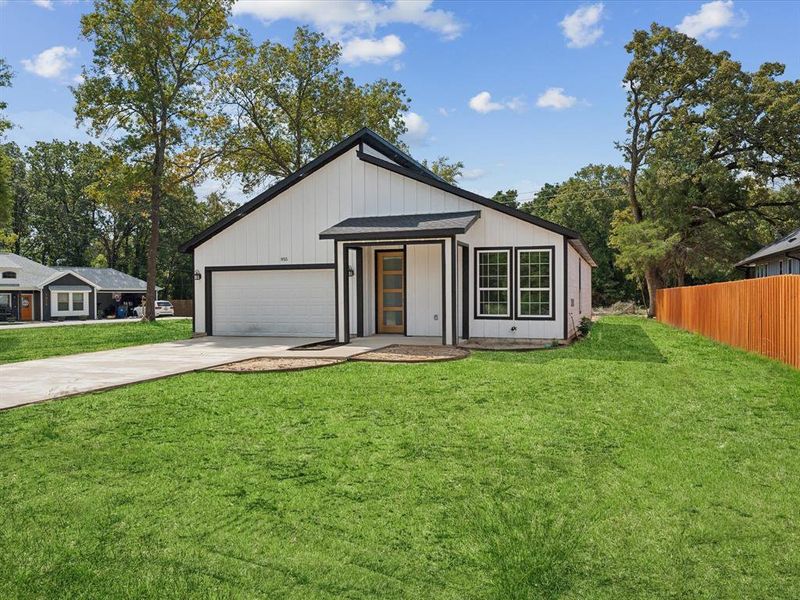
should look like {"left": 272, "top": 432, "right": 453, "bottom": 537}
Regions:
{"left": 193, "top": 144, "right": 592, "bottom": 339}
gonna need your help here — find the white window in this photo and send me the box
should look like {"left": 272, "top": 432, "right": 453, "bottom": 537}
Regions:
{"left": 0, "top": 293, "right": 10, "bottom": 307}
{"left": 516, "top": 248, "right": 554, "bottom": 318}
{"left": 476, "top": 249, "right": 510, "bottom": 317}
{"left": 72, "top": 292, "right": 84, "bottom": 311}
{"left": 51, "top": 290, "right": 89, "bottom": 316}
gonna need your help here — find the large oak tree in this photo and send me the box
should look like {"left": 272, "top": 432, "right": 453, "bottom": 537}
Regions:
{"left": 617, "top": 24, "right": 800, "bottom": 315}
{"left": 212, "top": 27, "right": 409, "bottom": 192}
{"left": 75, "top": 0, "right": 233, "bottom": 320}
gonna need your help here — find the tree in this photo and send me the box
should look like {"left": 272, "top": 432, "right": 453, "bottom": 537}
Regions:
{"left": 421, "top": 156, "right": 463, "bottom": 184}
{"left": 529, "top": 165, "right": 637, "bottom": 305}
{"left": 212, "top": 27, "right": 409, "bottom": 192}
{"left": 0, "top": 58, "right": 13, "bottom": 231}
{"left": 491, "top": 189, "right": 519, "bottom": 209}
{"left": 23, "top": 141, "right": 105, "bottom": 266}
{"left": 75, "top": 0, "right": 233, "bottom": 320}
{"left": 618, "top": 24, "right": 800, "bottom": 315}
{"left": 85, "top": 153, "right": 149, "bottom": 269}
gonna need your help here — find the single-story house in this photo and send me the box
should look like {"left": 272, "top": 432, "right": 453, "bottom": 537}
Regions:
{"left": 735, "top": 226, "right": 800, "bottom": 277}
{"left": 181, "top": 128, "right": 596, "bottom": 345}
{"left": 0, "top": 253, "right": 158, "bottom": 321}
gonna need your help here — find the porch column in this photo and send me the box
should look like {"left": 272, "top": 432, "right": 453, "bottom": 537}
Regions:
{"left": 443, "top": 238, "right": 456, "bottom": 345}
{"left": 335, "top": 240, "right": 348, "bottom": 343}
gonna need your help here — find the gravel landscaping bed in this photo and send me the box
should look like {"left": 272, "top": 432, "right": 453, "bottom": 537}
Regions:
{"left": 351, "top": 344, "right": 469, "bottom": 362}
{"left": 209, "top": 357, "right": 345, "bottom": 372}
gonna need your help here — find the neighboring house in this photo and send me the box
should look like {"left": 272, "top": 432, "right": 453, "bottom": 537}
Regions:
{"left": 0, "top": 253, "right": 158, "bottom": 322}
{"left": 181, "top": 128, "right": 596, "bottom": 344}
{"left": 735, "top": 226, "right": 800, "bottom": 278}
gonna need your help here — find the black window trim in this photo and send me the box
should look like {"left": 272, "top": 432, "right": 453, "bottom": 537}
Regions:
{"left": 514, "top": 246, "right": 556, "bottom": 321}
{"left": 474, "top": 246, "right": 513, "bottom": 320}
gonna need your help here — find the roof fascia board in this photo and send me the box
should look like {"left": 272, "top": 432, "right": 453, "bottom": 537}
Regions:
{"left": 40, "top": 269, "right": 99, "bottom": 289}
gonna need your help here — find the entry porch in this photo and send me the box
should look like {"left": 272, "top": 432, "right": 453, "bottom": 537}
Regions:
{"left": 322, "top": 211, "right": 481, "bottom": 346}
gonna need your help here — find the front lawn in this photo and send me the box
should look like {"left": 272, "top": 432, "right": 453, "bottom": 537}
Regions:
{"left": 0, "top": 317, "right": 797, "bottom": 598}
{"left": 0, "top": 318, "right": 192, "bottom": 364}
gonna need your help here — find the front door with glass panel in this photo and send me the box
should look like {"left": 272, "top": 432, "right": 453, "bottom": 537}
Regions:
{"left": 20, "top": 294, "right": 33, "bottom": 321}
{"left": 377, "top": 251, "right": 404, "bottom": 333}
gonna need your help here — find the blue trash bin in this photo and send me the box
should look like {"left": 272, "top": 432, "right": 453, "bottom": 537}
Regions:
{"left": 116, "top": 305, "right": 128, "bottom": 319}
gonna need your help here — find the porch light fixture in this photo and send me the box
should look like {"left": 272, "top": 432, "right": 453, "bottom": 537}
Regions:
{"left": 347, "top": 266, "right": 355, "bottom": 277}
{"left": 193, "top": 270, "right": 202, "bottom": 281}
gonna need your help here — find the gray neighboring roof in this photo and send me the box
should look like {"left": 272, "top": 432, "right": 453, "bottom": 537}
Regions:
{"left": 0, "top": 253, "right": 58, "bottom": 289}
{"left": 319, "top": 211, "right": 482, "bottom": 240}
{"left": 56, "top": 267, "right": 156, "bottom": 291}
{"left": 735, "top": 227, "right": 800, "bottom": 267}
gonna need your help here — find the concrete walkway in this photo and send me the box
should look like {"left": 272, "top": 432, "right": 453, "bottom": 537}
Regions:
{"left": 0, "top": 334, "right": 441, "bottom": 410}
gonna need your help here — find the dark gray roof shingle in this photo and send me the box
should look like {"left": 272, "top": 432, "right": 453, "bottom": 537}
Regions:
{"left": 56, "top": 267, "right": 153, "bottom": 291}
{"left": 319, "top": 211, "right": 481, "bottom": 240}
{"left": 735, "top": 227, "right": 800, "bottom": 267}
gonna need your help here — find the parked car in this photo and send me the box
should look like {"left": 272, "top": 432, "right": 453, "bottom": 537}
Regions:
{"left": 0, "top": 303, "right": 13, "bottom": 322}
{"left": 132, "top": 301, "right": 175, "bottom": 318}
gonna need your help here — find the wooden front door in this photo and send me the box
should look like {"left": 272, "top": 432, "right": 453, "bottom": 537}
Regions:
{"left": 20, "top": 293, "right": 33, "bottom": 321}
{"left": 377, "top": 250, "right": 404, "bottom": 334}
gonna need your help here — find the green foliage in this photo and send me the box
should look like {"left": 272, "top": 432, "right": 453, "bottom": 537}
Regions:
{"left": 529, "top": 165, "right": 636, "bottom": 305}
{"left": 577, "top": 316, "right": 593, "bottom": 337}
{"left": 75, "top": 0, "right": 234, "bottom": 319}
{"left": 1, "top": 318, "right": 799, "bottom": 597}
{"left": 23, "top": 141, "right": 106, "bottom": 266}
{"left": 0, "top": 59, "right": 13, "bottom": 231}
{"left": 0, "top": 57, "right": 11, "bottom": 137}
{"left": 421, "top": 156, "right": 463, "bottom": 184}
{"left": 491, "top": 188, "right": 519, "bottom": 209}
{"left": 617, "top": 24, "right": 800, "bottom": 305}
{"left": 610, "top": 214, "right": 680, "bottom": 283}
{"left": 212, "top": 26, "right": 409, "bottom": 192}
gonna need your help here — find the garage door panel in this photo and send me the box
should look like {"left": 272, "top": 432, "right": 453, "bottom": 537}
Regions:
{"left": 212, "top": 269, "right": 334, "bottom": 337}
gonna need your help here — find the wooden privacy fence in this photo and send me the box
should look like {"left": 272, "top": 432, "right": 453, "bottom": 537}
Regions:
{"left": 656, "top": 275, "right": 800, "bottom": 369}
{"left": 169, "top": 299, "right": 193, "bottom": 317}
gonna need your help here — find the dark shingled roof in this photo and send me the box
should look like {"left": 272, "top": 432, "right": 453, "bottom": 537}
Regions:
{"left": 319, "top": 211, "right": 482, "bottom": 241}
{"left": 735, "top": 226, "right": 800, "bottom": 267}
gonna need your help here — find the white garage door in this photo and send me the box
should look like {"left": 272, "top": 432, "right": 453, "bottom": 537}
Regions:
{"left": 211, "top": 269, "right": 335, "bottom": 337}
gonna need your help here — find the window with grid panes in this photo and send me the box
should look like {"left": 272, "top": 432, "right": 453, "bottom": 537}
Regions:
{"left": 477, "top": 250, "right": 510, "bottom": 317}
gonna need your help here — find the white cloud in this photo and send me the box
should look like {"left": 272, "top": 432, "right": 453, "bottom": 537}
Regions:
{"left": 676, "top": 1, "right": 746, "bottom": 39}
{"left": 468, "top": 91, "right": 525, "bottom": 114}
{"left": 341, "top": 34, "right": 405, "bottom": 64}
{"left": 560, "top": 3, "right": 604, "bottom": 48}
{"left": 438, "top": 107, "right": 452, "bottom": 117}
{"left": 402, "top": 111, "right": 429, "bottom": 143}
{"left": 233, "top": 0, "right": 463, "bottom": 40}
{"left": 506, "top": 96, "right": 527, "bottom": 113}
{"left": 458, "top": 168, "right": 486, "bottom": 181}
{"left": 468, "top": 91, "right": 505, "bottom": 114}
{"left": 32, "top": 0, "right": 53, "bottom": 9}
{"left": 21, "top": 46, "right": 78, "bottom": 79}
{"left": 536, "top": 87, "right": 578, "bottom": 110}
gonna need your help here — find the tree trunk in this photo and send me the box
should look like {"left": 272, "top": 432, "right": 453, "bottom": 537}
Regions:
{"left": 144, "top": 137, "right": 166, "bottom": 322}
{"left": 644, "top": 267, "right": 662, "bottom": 318}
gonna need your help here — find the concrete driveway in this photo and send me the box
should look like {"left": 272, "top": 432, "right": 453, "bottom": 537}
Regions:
{"left": 0, "top": 336, "right": 321, "bottom": 410}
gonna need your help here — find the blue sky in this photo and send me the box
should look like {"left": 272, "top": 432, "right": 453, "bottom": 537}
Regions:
{"left": 1, "top": 0, "right": 797, "bottom": 204}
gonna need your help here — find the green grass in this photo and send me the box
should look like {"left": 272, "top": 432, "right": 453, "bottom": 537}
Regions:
{"left": 0, "top": 319, "right": 192, "bottom": 364}
{"left": 0, "top": 317, "right": 798, "bottom": 598}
